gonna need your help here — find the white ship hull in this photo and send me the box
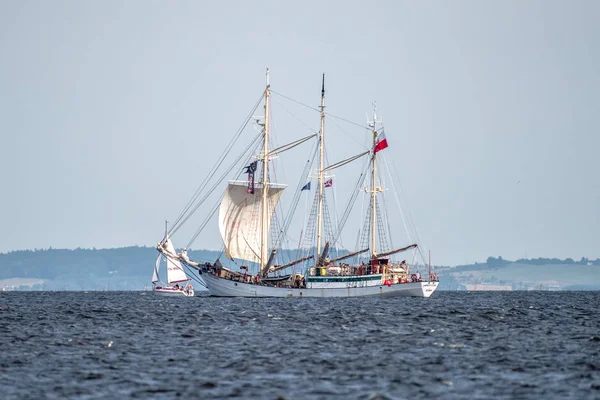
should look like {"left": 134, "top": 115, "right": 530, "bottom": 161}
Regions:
{"left": 201, "top": 273, "right": 438, "bottom": 298}
{"left": 153, "top": 287, "right": 194, "bottom": 297}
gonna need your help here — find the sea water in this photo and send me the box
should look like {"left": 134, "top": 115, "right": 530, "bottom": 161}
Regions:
{"left": 1, "top": 291, "right": 599, "bottom": 399}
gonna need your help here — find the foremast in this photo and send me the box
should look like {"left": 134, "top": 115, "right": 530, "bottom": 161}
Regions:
{"left": 260, "top": 68, "right": 271, "bottom": 276}
{"left": 316, "top": 74, "right": 326, "bottom": 263}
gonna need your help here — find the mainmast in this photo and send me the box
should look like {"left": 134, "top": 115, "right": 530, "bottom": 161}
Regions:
{"left": 316, "top": 74, "right": 326, "bottom": 264}
{"left": 260, "top": 68, "right": 271, "bottom": 274}
{"left": 370, "top": 104, "right": 378, "bottom": 259}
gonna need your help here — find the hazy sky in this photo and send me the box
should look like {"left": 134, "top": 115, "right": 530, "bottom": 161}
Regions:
{"left": 1, "top": 0, "right": 598, "bottom": 265}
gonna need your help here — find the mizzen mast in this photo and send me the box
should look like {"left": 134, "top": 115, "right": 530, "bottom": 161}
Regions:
{"left": 370, "top": 104, "right": 380, "bottom": 259}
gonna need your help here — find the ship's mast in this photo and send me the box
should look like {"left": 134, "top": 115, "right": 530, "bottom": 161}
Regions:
{"left": 316, "top": 74, "right": 325, "bottom": 264}
{"left": 370, "top": 104, "right": 378, "bottom": 259}
{"left": 260, "top": 68, "right": 271, "bottom": 274}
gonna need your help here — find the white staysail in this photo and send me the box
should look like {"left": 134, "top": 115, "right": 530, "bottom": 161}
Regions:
{"left": 164, "top": 237, "right": 189, "bottom": 284}
{"left": 218, "top": 182, "right": 285, "bottom": 263}
{"left": 152, "top": 254, "right": 161, "bottom": 283}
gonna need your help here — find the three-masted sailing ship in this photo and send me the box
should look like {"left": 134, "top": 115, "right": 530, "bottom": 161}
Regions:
{"left": 156, "top": 70, "right": 438, "bottom": 298}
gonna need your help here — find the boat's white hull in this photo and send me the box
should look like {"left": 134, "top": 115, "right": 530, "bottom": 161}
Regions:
{"left": 153, "top": 287, "right": 194, "bottom": 297}
{"left": 201, "top": 273, "right": 438, "bottom": 298}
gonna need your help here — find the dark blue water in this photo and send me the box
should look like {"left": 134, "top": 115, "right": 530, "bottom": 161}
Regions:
{"left": 1, "top": 291, "right": 599, "bottom": 399}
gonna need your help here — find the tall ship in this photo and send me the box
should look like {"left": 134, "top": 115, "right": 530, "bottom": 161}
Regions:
{"left": 156, "top": 70, "right": 438, "bottom": 298}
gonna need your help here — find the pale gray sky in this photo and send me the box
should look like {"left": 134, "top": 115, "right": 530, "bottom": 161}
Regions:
{"left": 1, "top": 0, "right": 598, "bottom": 265}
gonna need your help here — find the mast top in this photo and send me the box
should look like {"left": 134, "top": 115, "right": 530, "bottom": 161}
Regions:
{"left": 321, "top": 73, "right": 325, "bottom": 97}
{"left": 266, "top": 67, "right": 270, "bottom": 87}
{"left": 372, "top": 101, "right": 377, "bottom": 129}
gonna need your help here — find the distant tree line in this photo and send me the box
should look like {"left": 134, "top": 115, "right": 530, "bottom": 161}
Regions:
{"left": 484, "top": 256, "right": 599, "bottom": 266}
{"left": 0, "top": 246, "right": 223, "bottom": 282}
{"left": 1, "top": 247, "right": 598, "bottom": 283}
{"left": 0, "top": 245, "right": 339, "bottom": 284}
{"left": 513, "top": 257, "right": 599, "bottom": 266}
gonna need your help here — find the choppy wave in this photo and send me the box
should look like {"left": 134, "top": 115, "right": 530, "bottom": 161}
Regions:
{"left": 1, "top": 291, "right": 599, "bottom": 399}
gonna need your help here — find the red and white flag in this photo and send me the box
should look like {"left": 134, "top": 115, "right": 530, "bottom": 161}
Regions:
{"left": 324, "top": 178, "right": 333, "bottom": 188}
{"left": 374, "top": 130, "right": 388, "bottom": 153}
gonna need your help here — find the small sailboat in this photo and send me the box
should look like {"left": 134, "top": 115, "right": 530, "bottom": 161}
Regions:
{"left": 152, "top": 223, "right": 194, "bottom": 297}
{"left": 156, "top": 69, "right": 438, "bottom": 298}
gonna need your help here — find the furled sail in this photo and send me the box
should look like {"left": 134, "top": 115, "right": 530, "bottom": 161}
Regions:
{"left": 375, "top": 243, "right": 418, "bottom": 258}
{"left": 164, "top": 237, "right": 189, "bottom": 284}
{"left": 152, "top": 254, "right": 161, "bottom": 283}
{"left": 219, "top": 182, "right": 285, "bottom": 263}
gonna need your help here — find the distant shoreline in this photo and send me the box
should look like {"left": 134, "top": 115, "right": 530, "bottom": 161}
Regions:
{"left": 1, "top": 247, "right": 599, "bottom": 291}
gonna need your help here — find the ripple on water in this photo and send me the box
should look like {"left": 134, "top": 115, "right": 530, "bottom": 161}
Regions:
{"left": 0, "top": 291, "right": 599, "bottom": 399}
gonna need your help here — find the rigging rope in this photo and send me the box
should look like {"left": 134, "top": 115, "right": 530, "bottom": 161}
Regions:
{"left": 185, "top": 129, "right": 264, "bottom": 250}
{"left": 332, "top": 157, "right": 371, "bottom": 247}
{"left": 274, "top": 139, "right": 318, "bottom": 250}
{"left": 378, "top": 161, "right": 395, "bottom": 253}
{"left": 185, "top": 197, "right": 220, "bottom": 250}
{"left": 271, "top": 97, "right": 318, "bottom": 134}
{"left": 272, "top": 89, "right": 369, "bottom": 130}
{"left": 168, "top": 93, "right": 264, "bottom": 236}
{"left": 272, "top": 90, "right": 369, "bottom": 134}
{"left": 173, "top": 130, "right": 263, "bottom": 238}
{"left": 184, "top": 265, "right": 208, "bottom": 289}
{"left": 157, "top": 252, "right": 208, "bottom": 289}
{"left": 327, "top": 115, "right": 370, "bottom": 151}
{"left": 271, "top": 90, "right": 320, "bottom": 113}
{"left": 325, "top": 112, "right": 370, "bottom": 130}
{"left": 381, "top": 153, "right": 428, "bottom": 265}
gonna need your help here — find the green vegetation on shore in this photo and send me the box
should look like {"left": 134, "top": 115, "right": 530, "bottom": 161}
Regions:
{"left": 1, "top": 248, "right": 598, "bottom": 291}
{"left": 0, "top": 247, "right": 220, "bottom": 291}
{"left": 436, "top": 256, "right": 600, "bottom": 291}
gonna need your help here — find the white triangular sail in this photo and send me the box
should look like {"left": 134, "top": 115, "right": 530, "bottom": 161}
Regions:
{"left": 218, "top": 182, "right": 285, "bottom": 263}
{"left": 152, "top": 254, "right": 161, "bottom": 283}
{"left": 164, "top": 237, "right": 189, "bottom": 284}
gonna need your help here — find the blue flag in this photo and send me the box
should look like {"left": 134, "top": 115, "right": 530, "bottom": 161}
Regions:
{"left": 301, "top": 182, "right": 311, "bottom": 191}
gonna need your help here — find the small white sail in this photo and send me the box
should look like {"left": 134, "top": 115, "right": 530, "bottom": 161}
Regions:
{"left": 164, "top": 237, "right": 189, "bottom": 284}
{"left": 152, "top": 254, "right": 161, "bottom": 283}
{"left": 218, "top": 182, "right": 285, "bottom": 263}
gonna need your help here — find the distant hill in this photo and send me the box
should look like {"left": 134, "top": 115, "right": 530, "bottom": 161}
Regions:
{"left": 436, "top": 256, "right": 600, "bottom": 291}
{"left": 1, "top": 248, "right": 598, "bottom": 291}
{"left": 0, "top": 247, "right": 222, "bottom": 291}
